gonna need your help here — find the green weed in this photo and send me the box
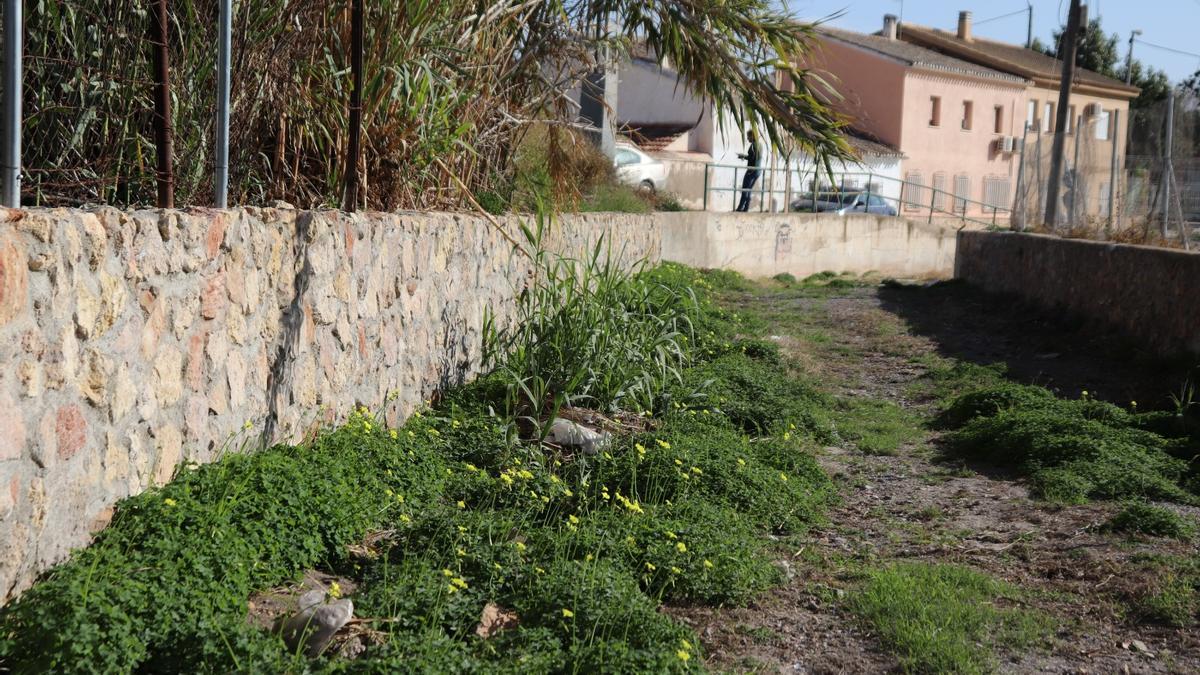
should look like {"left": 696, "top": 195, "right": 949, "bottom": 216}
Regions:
{"left": 850, "top": 563, "right": 1049, "bottom": 674}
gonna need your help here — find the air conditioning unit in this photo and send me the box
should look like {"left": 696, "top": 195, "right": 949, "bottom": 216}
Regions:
{"left": 1000, "top": 136, "right": 1016, "bottom": 153}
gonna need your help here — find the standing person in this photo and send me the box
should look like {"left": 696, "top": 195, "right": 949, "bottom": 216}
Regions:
{"left": 736, "top": 129, "right": 761, "bottom": 212}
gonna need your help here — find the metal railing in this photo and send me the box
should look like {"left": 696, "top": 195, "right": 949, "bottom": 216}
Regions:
{"left": 702, "top": 163, "right": 1013, "bottom": 228}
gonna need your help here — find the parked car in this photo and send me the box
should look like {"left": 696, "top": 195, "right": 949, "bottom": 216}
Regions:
{"left": 790, "top": 190, "right": 896, "bottom": 216}
{"left": 614, "top": 143, "right": 666, "bottom": 193}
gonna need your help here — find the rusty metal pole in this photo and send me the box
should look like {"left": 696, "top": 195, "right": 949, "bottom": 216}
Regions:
{"left": 342, "top": 0, "right": 364, "bottom": 212}
{"left": 150, "top": 0, "right": 174, "bottom": 208}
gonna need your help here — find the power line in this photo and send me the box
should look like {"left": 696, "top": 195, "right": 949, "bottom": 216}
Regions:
{"left": 1135, "top": 38, "right": 1200, "bottom": 61}
{"left": 974, "top": 8, "right": 1027, "bottom": 26}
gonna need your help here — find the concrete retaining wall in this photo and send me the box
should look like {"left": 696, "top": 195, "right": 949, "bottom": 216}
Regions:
{"left": 0, "top": 207, "right": 659, "bottom": 602}
{"left": 659, "top": 212, "right": 958, "bottom": 279}
{"left": 955, "top": 231, "right": 1200, "bottom": 358}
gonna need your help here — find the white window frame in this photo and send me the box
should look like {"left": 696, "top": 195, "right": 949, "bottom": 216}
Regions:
{"left": 1095, "top": 107, "right": 1111, "bottom": 141}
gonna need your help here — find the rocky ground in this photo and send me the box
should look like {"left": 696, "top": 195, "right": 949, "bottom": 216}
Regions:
{"left": 674, "top": 280, "right": 1200, "bottom": 674}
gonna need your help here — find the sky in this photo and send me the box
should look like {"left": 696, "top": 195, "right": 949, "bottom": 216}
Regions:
{"left": 783, "top": 0, "right": 1200, "bottom": 84}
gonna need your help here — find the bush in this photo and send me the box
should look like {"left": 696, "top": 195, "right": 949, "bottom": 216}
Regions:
{"left": 941, "top": 385, "right": 1197, "bottom": 505}
{"left": 1105, "top": 502, "right": 1196, "bottom": 540}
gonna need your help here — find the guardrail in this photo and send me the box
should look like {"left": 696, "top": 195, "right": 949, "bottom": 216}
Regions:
{"left": 701, "top": 163, "right": 1012, "bottom": 228}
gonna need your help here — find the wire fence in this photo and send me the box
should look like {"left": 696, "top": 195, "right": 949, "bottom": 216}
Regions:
{"left": 1012, "top": 93, "right": 1196, "bottom": 250}
{"left": 2, "top": 0, "right": 587, "bottom": 212}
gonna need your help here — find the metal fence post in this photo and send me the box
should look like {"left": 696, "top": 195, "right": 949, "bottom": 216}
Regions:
{"left": 1107, "top": 109, "right": 1119, "bottom": 235}
{"left": 1069, "top": 114, "right": 1082, "bottom": 225}
{"left": 150, "top": 0, "right": 175, "bottom": 208}
{"left": 342, "top": 0, "right": 364, "bottom": 212}
{"left": 214, "top": 0, "right": 232, "bottom": 208}
{"left": 702, "top": 163, "right": 709, "bottom": 211}
{"left": 2, "top": 0, "right": 21, "bottom": 208}
{"left": 865, "top": 173, "right": 872, "bottom": 213}
{"left": 1013, "top": 123, "right": 1029, "bottom": 231}
{"left": 928, "top": 184, "right": 935, "bottom": 224}
{"left": 1161, "top": 88, "right": 1174, "bottom": 240}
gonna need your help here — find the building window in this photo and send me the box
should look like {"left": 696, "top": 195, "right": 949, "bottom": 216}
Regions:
{"left": 1026, "top": 100, "right": 1037, "bottom": 130}
{"left": 961, "top": 101, "right": 974, "bottom": 130}
{"left": 932, "top": 173, "right": 947, "bottom": 211}
{"left": 1095, "top": 106, "right": 1111, "bottom": 140}
{"left": 954, "top": 174, "right": 970, "bottom": 214}
{"left": 904, "top": 172, "right": 924, "bottom": 210}
{"left": 1066, "top": 105, "right": 1076, "bottom": 134}
{"left": 994, "top": 105, "right": 1004, "bottom": 134}
{"left": 983, "top": 177, "right": 1012, "bottom": 211}
{"left": 930, "top": 97, "right": 942, "bottom": 127}
{"left": 1043, "top": 102, "right": 1054, "bottom": 133}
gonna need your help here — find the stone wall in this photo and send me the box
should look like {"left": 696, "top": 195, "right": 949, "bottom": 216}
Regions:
{"left": 955, "top": 231, "right": 1200, "bottom": 358}
{"left": 659, "top": 211, "right": 959, "bottom": 279}
{"left": 0, "top": 207, "right": 660, "bottom": 603}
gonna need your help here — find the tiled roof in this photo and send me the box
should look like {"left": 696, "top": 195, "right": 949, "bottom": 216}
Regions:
{"left": 817, "top": 27, "right": 1028, "bottom": 85}
{"left": 898, "top": 24, "right": 1140, "bottom": 98}
{"left": 844, "top": 128, "right": 903, "bottom": 159}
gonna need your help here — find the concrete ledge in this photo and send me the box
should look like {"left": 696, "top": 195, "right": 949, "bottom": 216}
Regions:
{"left": 660, "top": 212, "right": 958, "bottom": 279}
{"left": 955, "top": 230, "right": 1200, "bottom": 358}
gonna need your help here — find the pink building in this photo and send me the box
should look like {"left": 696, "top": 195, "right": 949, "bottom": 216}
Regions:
{"left": 811, "top": 17, "right": 1030, "bottom": 220}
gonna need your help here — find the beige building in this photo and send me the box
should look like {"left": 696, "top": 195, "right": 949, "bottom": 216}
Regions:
{"left": 899, "top": 11, "right": 1141, "bottom": 224}
{"left": 812, "top": 18, "right": 1029, "bottom": 220}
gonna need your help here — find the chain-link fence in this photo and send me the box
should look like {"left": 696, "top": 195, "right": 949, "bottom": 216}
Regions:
{"left": 1012, "top": 93, "right": 1196, "bottom": 249}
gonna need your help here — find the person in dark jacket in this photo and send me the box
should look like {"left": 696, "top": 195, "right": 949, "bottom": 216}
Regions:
{"left": 735, "top": 129, "right": 761, "bottom": 212}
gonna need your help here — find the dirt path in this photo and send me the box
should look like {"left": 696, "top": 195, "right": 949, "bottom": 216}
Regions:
{"left": 675, "top": 282, "right": 1200, "bottom": 674}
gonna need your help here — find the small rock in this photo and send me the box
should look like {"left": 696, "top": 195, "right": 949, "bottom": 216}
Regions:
{"left": 475, "top": 602, "right": 519, "bottom": 638}
{"left": 278, "top": 590, "right": 353, "bottom": 658}
{"left": 546, "top": 418, "right": 611, "bottom": 455}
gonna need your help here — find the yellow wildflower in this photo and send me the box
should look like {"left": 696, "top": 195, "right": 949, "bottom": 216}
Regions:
{"left": 446, "top": 584, "right": 459, "bottom": 594}
{"left": 635, "top": 443, "right": 647, "bottom": 455}
{"left": 563, "top": 489, "right": 574, "bottom": 497}
{"left": 676, "top": 542, "right": 687, "bottom": 553}
{"left": 163, "top": 498, "right": 177, "bottom": 507}
{"left": 656, "top": 439, "right": 671, "bottom": 449}
{"left": 783, "top": 432, "right": 791, "bottom": 441}
{"left": 665, "top": 531, "right": 677, "bottom": 540}
{"left": 674, "top": 459, "right": 683, "bottom": 466}
{"left": 328, "top": 582, "right": 342, "bottom": 599}
{"left": 518, "top": 470, "right": 534, "bottom": 480}
{"left": 457, "top": 500, "right": 466, "bottom": 509}
{"left": 681, "top": 639, "right": 692, "bottom": 650}
{"left": 452, "top": 420, "right": 461, "bottom": 428}
{"left": 457, "top": 525, "right": 467, "bottom": 533}
{"left": 363, "top": 422, "right": 372, "bottom": 432}
{"left": 737, "top": 458, "right": 746, "bottom": 467}
{"left": 585, "top": 553, "right": 594, "bottom": 562}
{"left": 427, "top": 428, "right": 440, "bottom": 437}
{"left": 535, "top": 566, "right": 545, "bottom": 574}
{"left": 442, "top": 569, "right": 454, "bottom": 577}
{"left": 779, "top": 472, "right": 788, "bottom": 482}
{"left": 457, "top": 547, "right": 467, "bottom": 557}
{"left": 451, "top": 577, "right": 468, "bottom": 590}
{"left": 500, "top": 474, "right": 514, "bottom": 485}
{"left": 385, "top": 489, "right": 394, "bottom": 497}
{"left": 515, "top": 542, "right": 526, "bottom": 552}
{"left": 399, "top": 514, "right": 412, "bottom": 524}
{"left": 670, "top": 566, "right": 682, "bottom": 574}
{"left": 568, "top": 515, "right": 580, "bottom": 525}
{"left": 389, "top": 430, "right": 398, "bottom": 440}
{"left": 465, "top": 463, "right": 478, "bottom": 472}
{"left": 645, "top": 562, "right": 656, "bottom": 571}
{"left": 690, "top": 466, "right": 702, "bottom": 475}
{"left": 704, "top": 559, "right": 714, "bottom": 569}
{"left": 407, "top": 431, "right": 416, "bottom": 438}
{"left": 243, "top": 420, "right": 253, "bottom": 430}
{"left": 561, "top": 608, "right": 574, "bottom": 619}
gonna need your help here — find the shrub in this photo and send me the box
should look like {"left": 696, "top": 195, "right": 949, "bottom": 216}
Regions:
{"left": 942, "top": 385, "right": 1197, "bottom": 505}
{"left": 1105, "top": 502, "right": 1196, "bottom": 540}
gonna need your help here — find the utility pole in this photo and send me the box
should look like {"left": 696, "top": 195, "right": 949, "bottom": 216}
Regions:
{"left": 1125, "top": 30, "right": 1142, "bottom": 86}
{"left": 214, "top": 0, "right": 231, "bottom": 208}
{"left": 1026, "top": 2, "right": 1034, "bottom": 49}
{"left": 1043, "top": 0, "right": 1085, "bottom": 229}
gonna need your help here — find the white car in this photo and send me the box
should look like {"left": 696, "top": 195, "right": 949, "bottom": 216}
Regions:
{"left": 614, "top": 143, "right": 666, "bottom": 193}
